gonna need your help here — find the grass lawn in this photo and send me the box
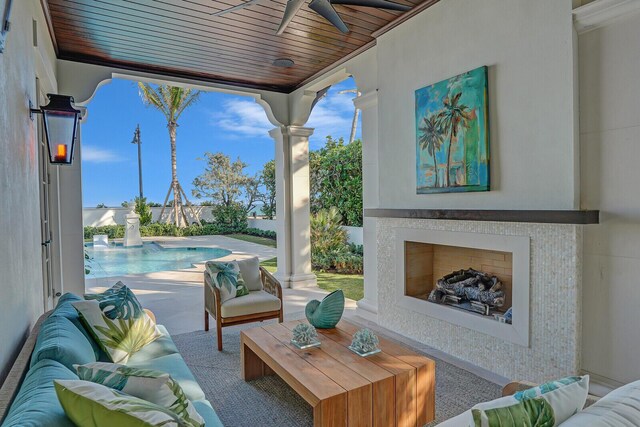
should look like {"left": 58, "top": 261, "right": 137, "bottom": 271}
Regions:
{"left": 260, "top": 257, "right": 364, "bottom": 301}
{"left": 226, "top": 234, "right": 277, "bottom": 248}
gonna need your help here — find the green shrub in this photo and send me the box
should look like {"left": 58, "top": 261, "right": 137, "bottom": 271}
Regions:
{"left": 211, "top": 203, "right": 247, "bottom": 233}
{"left": 310, "top": 208, "right": 363, "bottom": 274}
{"left": 84, "top": 225, "right": 125, "bottom": 240}
{"left": 134, "top": 197, "right": 153, "bottom": 226}
{"left": 245, "top": 228, "right": 276, "bottom": 240}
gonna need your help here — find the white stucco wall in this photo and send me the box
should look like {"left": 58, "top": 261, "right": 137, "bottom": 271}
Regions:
{"left": 579, "top": 10, "right": 640, "bottom": 385}
{"left": 374, "top": 0, "right": 578, "bottom": 210}
{"left": 0, "top": 0, "right": 58, "bottom": 384}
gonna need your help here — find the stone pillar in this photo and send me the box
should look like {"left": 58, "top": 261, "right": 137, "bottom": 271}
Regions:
{"left": 270, "top": 126, "right": 317, "bottom": 289}
{"left": 354, "top": 91, "right": 379, "bottom": 322}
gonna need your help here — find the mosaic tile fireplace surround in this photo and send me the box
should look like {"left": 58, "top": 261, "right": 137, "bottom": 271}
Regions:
{"left": 377, "top": 218, "right": 582, "bottom": 381}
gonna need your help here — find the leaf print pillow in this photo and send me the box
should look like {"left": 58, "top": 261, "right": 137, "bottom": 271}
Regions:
{"left": 84, "top": 281, "right": 144, "bottom": 320}
{"left": 55, "top": 379, "right": 187, "bottom": 427}
{"left": 72, "top": 300, "right": 161, "bottom": 364}
{"left": 205, "top": 261, "right": 250, "bottom": 303}
{"left": 75, "top": 362, "right": 204, "bottom": 427}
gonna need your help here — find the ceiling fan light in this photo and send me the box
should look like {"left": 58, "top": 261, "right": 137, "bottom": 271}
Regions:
{"left": 273, "top": 58, "right": 295, "bottom": 67}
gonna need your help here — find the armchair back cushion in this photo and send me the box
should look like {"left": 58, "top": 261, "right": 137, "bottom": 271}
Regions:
{"left": 235, "top": 257, "right": 262, "bottom": 291}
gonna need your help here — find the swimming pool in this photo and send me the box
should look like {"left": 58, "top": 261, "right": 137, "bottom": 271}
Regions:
{"left": 84, "top": 242, "right": 231, "bottom": 279}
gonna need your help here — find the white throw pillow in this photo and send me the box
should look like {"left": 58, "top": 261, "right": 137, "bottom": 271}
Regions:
{"left": 72, "top": 300, "right": 162, "bottom": 364}
{"left": 448, "top": 376, "right": 589, "bottom": 426}
{"left": 559, "top": 379, "right": 640, "bottom": 426}
{"left": 75, "top": 362, "right": 204, "bottom": 427}
{"left": 235, "top": 257, "right": 262, "bottom": 291}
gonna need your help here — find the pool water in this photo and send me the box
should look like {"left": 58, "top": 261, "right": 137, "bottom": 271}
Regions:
{"left": 84, "top": 242, "right": 231, "bottom": 279}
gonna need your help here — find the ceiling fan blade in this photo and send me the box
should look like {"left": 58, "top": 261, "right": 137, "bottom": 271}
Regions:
{"left": 211, "top": 0, "right": 263, "bottom": 16}
{"left": 308, "top": 0, "right": 349, "bottom": 33}
{"left": 331, "top": 0, "right": 411, "bottom": 11}
{"left": 276, "top": 0, "right": 307, "bottom": 35}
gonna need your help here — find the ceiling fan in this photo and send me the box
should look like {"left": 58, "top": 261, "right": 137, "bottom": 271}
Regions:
{"left": 211, "top": 0, "right": 411, "bottom": 34}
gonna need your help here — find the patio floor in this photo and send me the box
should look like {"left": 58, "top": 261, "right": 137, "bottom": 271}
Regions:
{"left": 85, "top": 235, "right": 357, "bottom": 335}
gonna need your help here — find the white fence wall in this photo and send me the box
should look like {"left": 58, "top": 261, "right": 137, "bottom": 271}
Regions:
{"left": 84, "top": 210, "right": 363, "bottom": 245}
{"left": 83, "top": 207, "right": 215, "bottom": 227}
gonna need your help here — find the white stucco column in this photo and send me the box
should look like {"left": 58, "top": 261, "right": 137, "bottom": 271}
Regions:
{"left": 270, "top": 126, "right": 317, "bottom": 289}
{"left": 354, "top": 90, "right": 379, "bottom": 322}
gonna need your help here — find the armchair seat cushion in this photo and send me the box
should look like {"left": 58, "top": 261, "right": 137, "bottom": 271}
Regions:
{"left": 220, "top": 290, "right": 281, "bottom": 318}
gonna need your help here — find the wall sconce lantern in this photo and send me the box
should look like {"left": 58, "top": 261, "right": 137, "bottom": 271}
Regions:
{"left": 30, "top": 94, "right": 81, "bottom": 165}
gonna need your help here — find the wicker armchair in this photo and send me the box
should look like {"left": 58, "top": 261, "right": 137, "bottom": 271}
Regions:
{"left": 205, "top": 265, "right": 283, "bottom": 351}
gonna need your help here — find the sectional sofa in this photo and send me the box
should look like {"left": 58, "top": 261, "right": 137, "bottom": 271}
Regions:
{"left": 0, "top": 293, "right": 223, "bottom": 426}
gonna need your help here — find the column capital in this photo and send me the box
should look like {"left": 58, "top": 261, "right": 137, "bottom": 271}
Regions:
{"left": 269, "top": 126, "right": 314, "bottom": 139}
{"left": 354, "top": 90, "right": 378, "bottom": 110}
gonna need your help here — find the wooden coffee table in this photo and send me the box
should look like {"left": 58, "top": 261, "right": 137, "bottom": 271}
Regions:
{"left": 240, "top": 319, "right": 435, "bottom": 427}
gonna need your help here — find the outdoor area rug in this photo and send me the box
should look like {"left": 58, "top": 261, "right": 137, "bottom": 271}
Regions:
{"left": 173, "top": 323, "right": 501, "bottom": 426}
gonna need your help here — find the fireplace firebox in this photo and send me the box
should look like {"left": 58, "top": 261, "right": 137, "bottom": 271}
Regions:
{"left": 404, "top": 242, "right": 513, "bottom": 318}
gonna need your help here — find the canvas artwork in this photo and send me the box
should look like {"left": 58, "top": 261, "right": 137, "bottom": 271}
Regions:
{"left": 415, "top": 66, "right": 490, "bottom": 194}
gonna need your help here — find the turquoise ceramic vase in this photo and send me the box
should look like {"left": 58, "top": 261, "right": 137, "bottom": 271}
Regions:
{"left": 305, "top": 289, "right": 345, "bottom": 329}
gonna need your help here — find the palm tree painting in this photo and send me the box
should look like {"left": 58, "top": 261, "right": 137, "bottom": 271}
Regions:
{"left": 415, "top": 66, "right": 489, "bottom": 193}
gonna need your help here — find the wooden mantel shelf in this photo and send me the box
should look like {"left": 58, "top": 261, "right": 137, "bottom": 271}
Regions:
{"left": 364, "top": 209, "right": 599, "bottom": 224}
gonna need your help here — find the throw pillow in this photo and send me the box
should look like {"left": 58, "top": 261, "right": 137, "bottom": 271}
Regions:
{"left": 54, "top": 379, "right": 186, "bottom": 427}
{"left": 85, "top": 281, "right": 144, "bottom": 320}
{"left": 75, "top": 362, "right": 204, "bottom": 427}
{"left": 235, "top": 257, "right": 262, "bottom": 291}
{"left": 205, "top": 261, "right": 250, "bottom": 303}
{"left": 72, "top": 300, "right": 162, "bottom": 364}
{"left": 471, "top": 375, "right": 589, "bottom": 427}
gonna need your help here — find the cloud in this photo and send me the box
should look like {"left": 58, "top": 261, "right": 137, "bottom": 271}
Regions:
{"left": 207, "top": 87, "right": 360, "bottom": 147}
{"left": 82, "top": 145, "right": 123, "bottom": 163}
{"left": 210, "top": 98, "right": 273, "bottom": 137}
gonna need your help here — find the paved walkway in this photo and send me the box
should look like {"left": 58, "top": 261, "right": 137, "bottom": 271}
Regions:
{"left": 86, "top": 235, "right": 356, "bottom": 335}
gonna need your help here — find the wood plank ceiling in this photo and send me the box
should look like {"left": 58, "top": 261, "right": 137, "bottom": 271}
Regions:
{"left": 43, "top": 0, "right": 434, "bottom": 92}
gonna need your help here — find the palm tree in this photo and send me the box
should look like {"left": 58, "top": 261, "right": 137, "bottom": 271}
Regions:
{"left": 437, "top": 92, "right": 473, "bottom": 187}
{"left": 338, "top": 88, "right": 361, "bottom": 144}
{"left": 418, "top": 114, "right": 444, "bottom": 188}
{"left": 138, "top": 83, "right": 201, "bottom": 227}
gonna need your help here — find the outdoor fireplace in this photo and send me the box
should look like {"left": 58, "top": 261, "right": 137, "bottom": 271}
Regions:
{"left": 395, "top": 228, "right": 530, "bottom": 346}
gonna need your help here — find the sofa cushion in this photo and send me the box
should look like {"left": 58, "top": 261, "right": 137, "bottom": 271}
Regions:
{"left": 126, "top": 325, "right": 179, "bottom": 363}
{"left": 75, "top": 362, "right": 204, "bottom": 426}
{"left": 49, "top": 293, "right": 105, "bottom": 360}
{"left": 72, "top": 300, "right": 162, "bottom": 364}
{"left": 192, "top": 400, "right": 224, "bottom": 427}
{"left": 54, "top": 380, "right": 188, "bottom": 427}
{"left": 2, "top": 359, "right": 77, "bottom": 427}
{"left": 235, "top": 256, "right": 262, "bottom": 291}
{"left": 220, "top": 290, "right": 281, "bottom": 318}
{"left": 559, "top": 380, "right": 640, "bottom": 426}
{"left": 127, "top": 353, "right": 206, "bottom": 402}
{"left": 30, "top": 315, "right": 97, "bottom": 371}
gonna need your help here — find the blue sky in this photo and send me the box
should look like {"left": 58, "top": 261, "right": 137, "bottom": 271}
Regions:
{"left": 81, "top": 77, "right": 361, "bottom": 207}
